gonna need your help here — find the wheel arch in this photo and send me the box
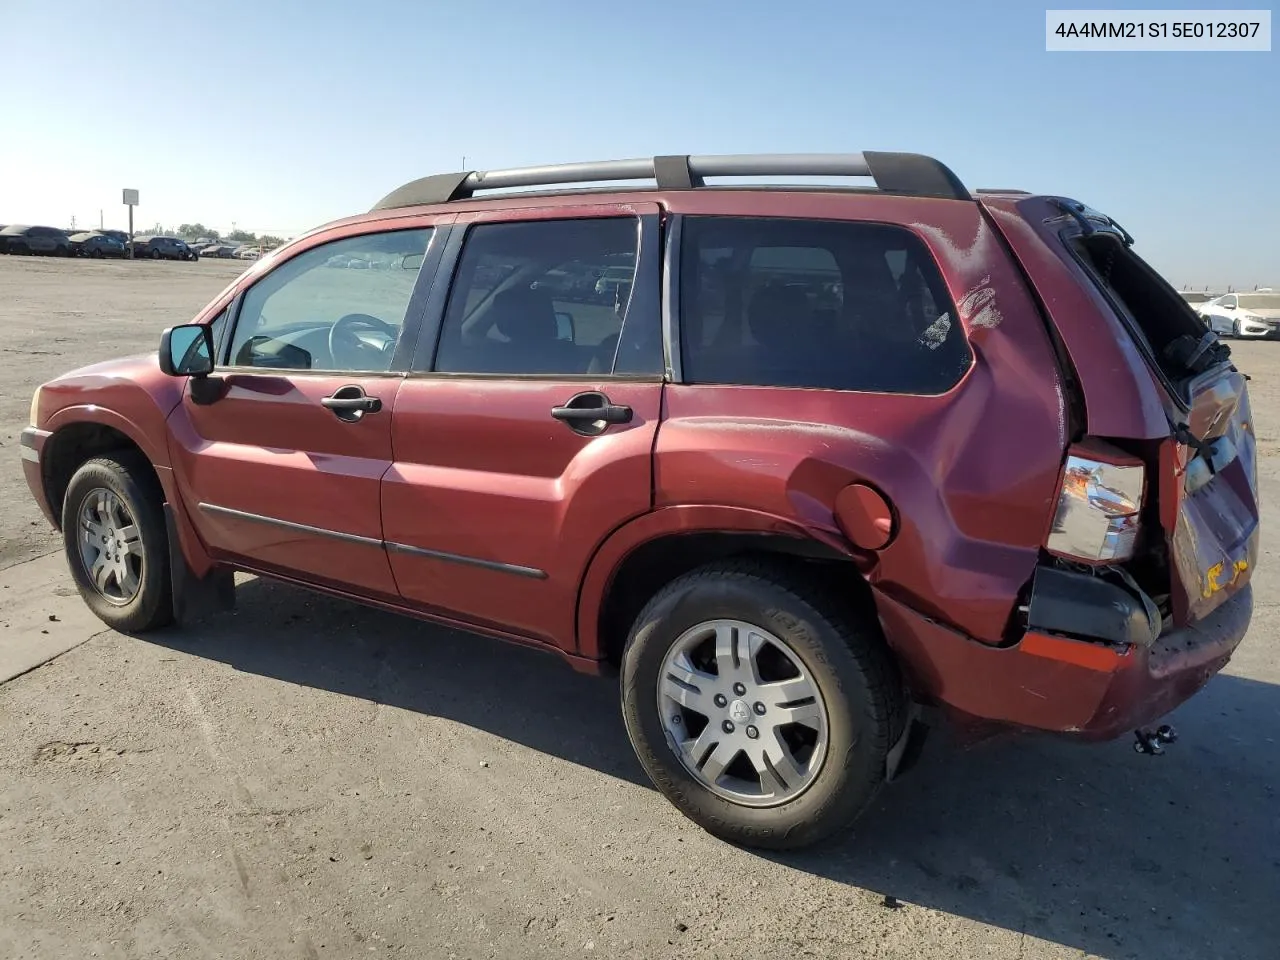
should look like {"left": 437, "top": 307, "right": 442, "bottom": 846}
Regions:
{"left": 578, "top": 505, "right": 874, "bottom": 665}
{"left": 41, "top": 417, "right": 163, "bottom": 531}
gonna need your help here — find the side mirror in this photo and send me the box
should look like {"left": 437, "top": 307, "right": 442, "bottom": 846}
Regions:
{"left": 555, "top": 311, "right": 576, "bottom": 342}
{"left": 159, "top": 323, "right": 214, "bottom": 377}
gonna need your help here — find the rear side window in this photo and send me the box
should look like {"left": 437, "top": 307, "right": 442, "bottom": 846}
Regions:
{"left": 679, "top": 217, "right": 970, "bottom": 394}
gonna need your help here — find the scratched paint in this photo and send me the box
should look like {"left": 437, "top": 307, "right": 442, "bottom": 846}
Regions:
{"left": 680, "top": 417, "right": 889, "bottom": 450}
{"left": 958, "top": 276, "right": 1003, "bottom": 330}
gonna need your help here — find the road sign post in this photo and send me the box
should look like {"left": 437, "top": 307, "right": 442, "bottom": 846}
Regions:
{"left": 122, "top": 189, "right": 139, "bottom": 259}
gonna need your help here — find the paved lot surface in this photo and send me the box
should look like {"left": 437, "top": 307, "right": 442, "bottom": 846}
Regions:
{"left": 1, "top": 256, "right": 1277, "bottom": 959}
{"left": 0, "top": 257, "right": 247, "bottom": 569}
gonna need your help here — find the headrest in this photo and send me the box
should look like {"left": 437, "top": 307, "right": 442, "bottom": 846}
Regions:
{"left": 491, "top": 286, "right": 557, "bottom": 344}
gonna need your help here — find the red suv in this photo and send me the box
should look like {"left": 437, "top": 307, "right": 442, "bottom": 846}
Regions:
{"left": 20, "top": 153, "right": 1258, "bottom": 849}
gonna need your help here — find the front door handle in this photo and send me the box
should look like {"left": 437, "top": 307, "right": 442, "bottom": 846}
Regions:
{"left": 322, "top": 385, "right": 382, "bottom": 422}
{"left": 551, "top": 391, "right": 632, "bottom": 435}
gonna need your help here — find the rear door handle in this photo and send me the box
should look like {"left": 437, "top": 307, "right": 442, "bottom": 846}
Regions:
{"left": 322, "top": 385, "right": 382, "bottom": 422}
{"left": 551, "top": 391, "right": 633, "bottom": 435}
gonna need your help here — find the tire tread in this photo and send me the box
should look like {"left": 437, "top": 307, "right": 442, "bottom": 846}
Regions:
{"left": 621, "top": 556, "right": 906, "bottom": 849}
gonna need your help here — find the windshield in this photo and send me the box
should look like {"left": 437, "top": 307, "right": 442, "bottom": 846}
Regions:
{"left": 1239, "top": 294, "right": 1280, "bottom": 311}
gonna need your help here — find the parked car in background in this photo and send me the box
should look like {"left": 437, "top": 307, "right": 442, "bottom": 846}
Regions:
{"left": 234, "top": 245, "right": 262, "bottom": 260}
{"left": 1200, "top": 292, "right": 1280, "bottom": 338}
{"left": 19, "top": 151, "right": 1258, "bottom": 851}
{"left": 132, "top": 235, "right": 198, "bottom": 261}
{"left": 199, "top": 243, "right": 237, "bottom": 258}
{"left": 1, "top": 224, "right": 72, "bottom": 256}
{"left": 69, "top": 231, "right": 128, "bottom": 258}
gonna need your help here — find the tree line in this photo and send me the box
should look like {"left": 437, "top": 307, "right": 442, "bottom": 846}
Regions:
{"left": 173, "top": 223, "right": 285, "bottom": 247}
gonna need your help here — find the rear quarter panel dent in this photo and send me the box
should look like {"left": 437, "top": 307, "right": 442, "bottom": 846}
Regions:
{"left": 652, "top": 201, "right": 1068, "bottom": 644}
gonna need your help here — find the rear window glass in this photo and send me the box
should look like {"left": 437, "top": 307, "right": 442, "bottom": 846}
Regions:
{"left": 1071, "top": 232, "right": 1211, "bottom": 382}
{"left": 679, "top": 217, "right": 969, "bottom": 394}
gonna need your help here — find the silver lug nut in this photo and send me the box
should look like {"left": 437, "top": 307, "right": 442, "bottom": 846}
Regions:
{"left": 753, "top": 702, "right": 766, "bottom": 715}
{"left": 746, "top": 725, "right": 759, "bottom": 739}
{"left": 714, "top": 694, "right": 727, "bottom": 708}
{"left": 733, "top": 682, "right": 746, "bottom": 696}
{"left": 722, "top": 720, "right": 735, "bottom": 734}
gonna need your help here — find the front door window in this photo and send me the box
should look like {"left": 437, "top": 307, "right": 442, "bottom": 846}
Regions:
{"left": 227, "top": 229, "right": 434, "bottom": 373}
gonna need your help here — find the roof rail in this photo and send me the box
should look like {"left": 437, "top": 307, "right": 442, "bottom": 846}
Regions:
{"left": 372, "top": 152, "right": 972, "bottom": 211}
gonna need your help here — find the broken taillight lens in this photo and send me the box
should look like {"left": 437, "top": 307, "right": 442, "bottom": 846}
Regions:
{"left": 1046, "top": 444, "right": 1145, "bottom": 563}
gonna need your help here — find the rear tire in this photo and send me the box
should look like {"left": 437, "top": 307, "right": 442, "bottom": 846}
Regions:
{"left": 62, "top": 454, "right": 173, "bottom": 633}
{"left": 151, "top": 248, "right": 161, "bottom": 259}
{"left": 620, "top": 559, "right": 904, "bottom": 850}
{"left": 1232, "top": 319, "right": 1242, "bottom": 338}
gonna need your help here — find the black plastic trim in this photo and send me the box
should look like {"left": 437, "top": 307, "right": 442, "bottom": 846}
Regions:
{"left": 165, "top": 504, "right": 236, "bottom": 623}
{"left": 863, "top": 151, "right": 973, "bottom": 202}
{"left": 374, "top": 172, "right": 473, "bottom": 210}
{"left": 654, "top": 155, "right": 699, "bottom": 189}
{"left": 1026, "top": 565, "right": 1159, "bottom": 648}
{"left": 410, "top": 222, "right": 468, "bottom": 373}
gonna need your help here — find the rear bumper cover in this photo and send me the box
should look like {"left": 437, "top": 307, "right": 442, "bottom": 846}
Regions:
{"left": 876, "top": 579, "right": 1251, "bottom": 740}
{"left": 19, "top": 427, "right": 55, "bottom": 525}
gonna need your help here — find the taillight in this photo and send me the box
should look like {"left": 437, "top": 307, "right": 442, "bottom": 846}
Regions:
{"left": 1046, "top": 440, "right": 1145, "bottom": 563}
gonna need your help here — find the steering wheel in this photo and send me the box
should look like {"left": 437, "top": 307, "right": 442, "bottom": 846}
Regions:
{"left": 328, "top": 313, "right": 397, "bottom": 369}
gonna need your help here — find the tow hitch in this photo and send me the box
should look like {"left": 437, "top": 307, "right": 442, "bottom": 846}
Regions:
{"left": 1133, "top": 725, "right": 1178, "bottom": 755}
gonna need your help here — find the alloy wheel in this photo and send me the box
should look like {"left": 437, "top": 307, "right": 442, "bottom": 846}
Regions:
{"left": 657, "top": 619, "right": 829, "bottom": 807}
{"left": 77, "top": 488, "right": 144, "bottom": 605}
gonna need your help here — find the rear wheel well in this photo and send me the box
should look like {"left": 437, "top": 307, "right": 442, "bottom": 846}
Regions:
{"left": 43, "top": 424, "right": 161, "bottom": 528}
{"left": 596, "top": 532, "right": 872, "bottom": 666}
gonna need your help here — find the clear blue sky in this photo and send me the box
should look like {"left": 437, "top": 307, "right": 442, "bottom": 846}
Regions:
{"left": 0, "top": 0, "right": 1274, "bottom": 288}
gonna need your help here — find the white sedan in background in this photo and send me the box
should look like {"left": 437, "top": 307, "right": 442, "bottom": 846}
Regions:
{"left": 1201, "top": 292, "right": 1280, "bottom": 338}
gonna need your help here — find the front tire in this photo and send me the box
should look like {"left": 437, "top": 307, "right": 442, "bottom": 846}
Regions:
{"left": 620, "top": 560, "right": 904, "bottom": 850}
{"left": 62, "top": 455, "right": 173, "bottom": 633}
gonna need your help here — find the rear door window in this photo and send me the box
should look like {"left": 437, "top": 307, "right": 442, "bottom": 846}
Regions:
{"left": 678, "top": 216, "right": 970, "bottom": 394}
{"left": 432, "top": 218, "right": 643, "bottom": 376}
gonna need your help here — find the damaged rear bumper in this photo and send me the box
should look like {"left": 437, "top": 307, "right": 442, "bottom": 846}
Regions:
{"left": 875, "top": 574, "right": 1251, "bottom": 740}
